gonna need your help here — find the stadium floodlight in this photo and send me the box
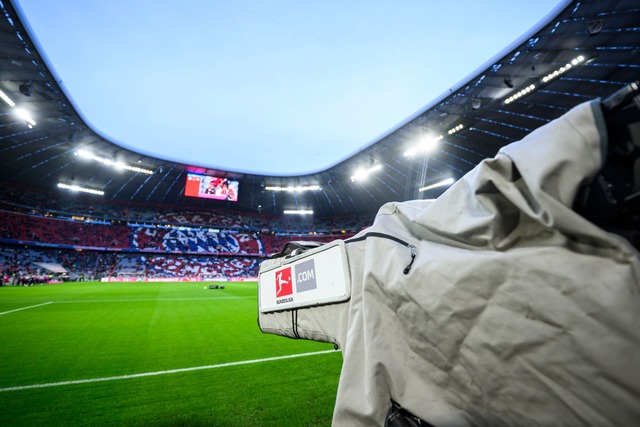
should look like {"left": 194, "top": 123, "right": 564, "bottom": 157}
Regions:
{"left": 0, "top": 89, "right": 15, "bottom": 107}
{"left": 265, "top": 185, "right": 321, "bottom": 193}
{"left": 541, "top": 55, "right": 586, "bottom": 83}
{"left": 404, "top": 134, "right": 443, "bottom": 157}
{"left": 0, "top": 89, "right": 36, "bottom": 127}
{"left": 504, "top": 84, "right": 536, "bottom": 105}
{"left": 284, "top": 209, "right": 313, "bottom": 215}
{"left": 57, "top": 182, "right": 105, "bottom": 196}
{"left": 0, "top": 88, "right": 36, "bottom": 127}
{"left": 76, "top": 149, "right": 154, "bottom": 175}
{"left": 504, "top": 55, "right": 587, "bottom": 105}
{"left": 447, "top": 124, "right": 464, "bottom": 135}
{"left": 418, "top": 177, "right": 455, "bottom": 192}
{"left": 351, "top": 164, "right": 382, "bottom": 182}
{"left": 14, "top": 107, "right": 36, "bottom": 128}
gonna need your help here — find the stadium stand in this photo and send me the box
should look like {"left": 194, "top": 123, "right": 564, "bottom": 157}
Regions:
{"left": 0, "top": 182, "right": 366, "bottom": 283}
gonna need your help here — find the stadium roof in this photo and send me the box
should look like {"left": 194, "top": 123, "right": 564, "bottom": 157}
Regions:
{"left": 0, "top": 0, "right": 639, "bottom": 217}
{"left": 9, "top": 0, "right": 561, "bottom": 176}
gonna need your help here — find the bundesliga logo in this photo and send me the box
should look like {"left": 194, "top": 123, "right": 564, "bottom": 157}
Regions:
{"left": 275, "top": 267, "right": 293, "bottom": 297}
{"left": 274, "top": 259, "right": 318, "bottom": 299}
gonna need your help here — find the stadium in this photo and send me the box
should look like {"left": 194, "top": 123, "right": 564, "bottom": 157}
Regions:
{"left": 1, "top": 0, "right": 639, "bottom": 425}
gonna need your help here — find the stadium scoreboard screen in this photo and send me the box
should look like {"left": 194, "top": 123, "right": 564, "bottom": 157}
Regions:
{"left": 185, "top": 173, "right": 239, "bottom": 202}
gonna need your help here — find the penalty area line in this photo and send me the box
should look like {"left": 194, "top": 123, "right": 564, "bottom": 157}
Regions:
{"left": 0, "top": 349, "right": 338, "bottom": 393}
{"left": 0, "top": 301, "right": 53, "bottom": 316}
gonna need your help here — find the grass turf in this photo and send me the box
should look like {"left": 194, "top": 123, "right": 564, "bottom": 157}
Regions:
{"left": 0, "top": 281, "right": 342, "bottom": 426}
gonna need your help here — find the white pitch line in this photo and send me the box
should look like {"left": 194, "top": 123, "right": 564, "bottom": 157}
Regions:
{"left": 0, "top": 349, "right": 338, "bottom": 393}
{"left": 55, "top": 296, "right": 254, "bottom": 303}
{"left": 0, "top": 301, "right": 53, "bottom": 316}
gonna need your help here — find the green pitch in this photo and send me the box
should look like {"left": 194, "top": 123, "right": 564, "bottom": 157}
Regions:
{"left": 0, "top": 281, "right": 342, "bottom": 426}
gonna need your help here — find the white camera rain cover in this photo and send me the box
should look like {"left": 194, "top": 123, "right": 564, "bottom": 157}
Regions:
{"left": 258, "top": 240, "right": 351, "bottom": 313}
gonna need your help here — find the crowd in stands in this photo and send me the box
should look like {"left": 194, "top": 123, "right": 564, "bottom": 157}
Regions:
{"left": 0, "top": 181, "right": 372, "bottom": 282}
{"left": 0, "top": 245, "right": 120, "bottom": 283}
{"left": 111, "top": 254, "right": 260, "bottom": 279}
{"left": 0, "top": 245, "right": 261, "bottom": 282}
{"left": 0, "top": 183, "right": 370, "bottom": 233}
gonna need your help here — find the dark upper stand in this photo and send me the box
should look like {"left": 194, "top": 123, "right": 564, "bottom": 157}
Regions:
{"left": 575, "top": 81, "right": 640, "bottom": 250}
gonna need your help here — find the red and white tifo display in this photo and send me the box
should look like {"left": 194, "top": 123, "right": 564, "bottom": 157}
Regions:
{"left": 258, "top": 240, "right": 351, "bottom": 313}
{"left": 101, "top": 277, "right": 257, "bottom": 283}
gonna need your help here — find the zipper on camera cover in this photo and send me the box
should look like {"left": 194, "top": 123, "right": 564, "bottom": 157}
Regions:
{"left": 345, "top": 232, "right": 417, "bottom": 274}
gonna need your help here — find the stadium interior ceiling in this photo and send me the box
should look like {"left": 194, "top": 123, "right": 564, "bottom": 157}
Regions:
{"left": 0, "top": 0, "right": 638, "bottom": 218}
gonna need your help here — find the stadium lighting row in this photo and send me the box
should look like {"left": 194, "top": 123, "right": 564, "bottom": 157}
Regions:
{"left": 541, "top": 55, "right": 585, "bottom": 83}
{"left": 58, "top": 150, "right": 155, "bottom": 197}
{"left": 0, "top": 88, "right": 37, "bottom": 128}
{"left": 57, "top": 183, "right": 104, "bottom": 196}
{"left": 504, "top": 55, "right": 586, "bottom": 104}
{"left": 393, "top": 55, "right": 588, "bottom": 191}
{"left": 265, "top": 185, "right": 321, "bottom": 192}
{"left": 403, "top": 122, "right": 462, "bottom": 159}
{"left": 75, "top": 149, "right": 154, "bottom": 174}
{"left": 0, "top": 88, "right": 105, "bottom": 198}
{"left": 404, "top": 134, "right": 443, "bottom": 157}
{"left": 283, "top": 209, "right": 314, "bottom": 215}
{"left": 351, "top": 164, "right": 382, "bottom": 182}
{"left": 418, "top": 178, "right": 455, "bottom": 192}
{"left": 447, "top": 124, "right": 464, "bottom": 135}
